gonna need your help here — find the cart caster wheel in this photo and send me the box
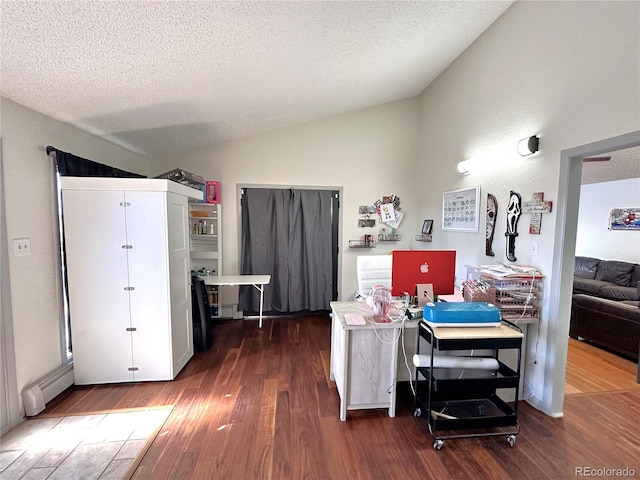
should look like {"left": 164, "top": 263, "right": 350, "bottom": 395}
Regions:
{"left": 433, "top": 439, "right": 444, "bottom": 450}
{"left": 413, "top": 408, "right": 422, "bottom": 418}
{"left": 507, "top": 435, "right": 516, "bottom": 447}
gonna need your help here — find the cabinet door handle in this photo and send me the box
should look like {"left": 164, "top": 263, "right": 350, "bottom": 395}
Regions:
{"left": 122, "top": 245, "right": 133, "bottom": 249}
{"left": 124, "top": 286, "right": 135, "bottom": 291}
{"left": 119, "top": 202, "right": 131, "bottom": 207}
{"left": 125, "top": 327, "right": 137, "bottom": 332}
{"left": 128, "top": 367, "right": 139, "bottom": 371}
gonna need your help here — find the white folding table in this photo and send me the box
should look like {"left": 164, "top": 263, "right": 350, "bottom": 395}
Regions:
{"left": 201, "top": 275, "right": 271, "bottom": 327}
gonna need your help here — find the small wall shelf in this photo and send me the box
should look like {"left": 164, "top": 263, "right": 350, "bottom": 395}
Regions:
{"left": 415, "top": 234, "right": 432, "bottom": 242}
{"left": 378, "top": 234, "right": 401, "bottom": 241}
{"left": 349, "top": 240, "right": 377, "bottom": 248}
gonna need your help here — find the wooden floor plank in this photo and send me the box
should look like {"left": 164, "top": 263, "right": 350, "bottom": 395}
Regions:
{"left": 565, "top": 337, "right": 639, "bottom": 394}
{"left": 40, "top": 314, "right": 640, "bottom": 479}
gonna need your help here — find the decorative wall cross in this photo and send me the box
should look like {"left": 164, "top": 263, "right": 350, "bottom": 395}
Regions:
{"left": 523, "top": 192, "right": 553, "bottom": 234}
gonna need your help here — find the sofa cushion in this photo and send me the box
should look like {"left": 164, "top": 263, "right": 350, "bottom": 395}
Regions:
{"left": 621, "top": 300, "right": 640, "bottom": 307}
{"left": 595, "top": 260, "right": 636, "bottom": 287}
{"left": 573, "top": 278, "right": 610, "bottom": 296}
{"left": 574, "top": 256, "right": 600, "bottom": 279}
{"left": 631, "top": 265, "right": 640, "bottom": 286}
{"left": 571, "top": 294, "right": 640, "bottom": 360}
{"left": 598, "top": 285, "right": 638, "bottom": 301}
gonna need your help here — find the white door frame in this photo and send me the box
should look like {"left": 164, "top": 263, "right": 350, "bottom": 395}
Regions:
{"left": 543, "top": 130, "right": 640, "bottom": 416}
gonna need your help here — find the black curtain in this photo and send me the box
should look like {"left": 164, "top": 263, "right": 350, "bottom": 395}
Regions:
{"left": 47, "top": 147, "right": 145, "bottom": 178}
{"left": 240, "top": 188, "right": 336, "bottom": 314}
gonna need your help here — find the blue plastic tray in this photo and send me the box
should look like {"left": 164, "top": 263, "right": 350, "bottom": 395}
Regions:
{"left": 423, "top": 302, "right": 501, "bottom": 327}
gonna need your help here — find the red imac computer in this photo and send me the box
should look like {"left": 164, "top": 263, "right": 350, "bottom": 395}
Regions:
{"left": 391, "top": 250, "right": 456, "bottom": 298}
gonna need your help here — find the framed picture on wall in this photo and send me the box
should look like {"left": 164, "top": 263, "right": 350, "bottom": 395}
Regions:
{"left": 442, "top": 186, "right": 480, "bottom": 232}
{"left": 609, "top": 207, "right": 640, "bottom": 230}
{"left": 421, "top": 219, "right": 433, "bottom": 235}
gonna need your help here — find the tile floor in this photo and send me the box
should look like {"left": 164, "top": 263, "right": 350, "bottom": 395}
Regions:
{"left": 0, "top": 408, "right": 172, "bottom": 480}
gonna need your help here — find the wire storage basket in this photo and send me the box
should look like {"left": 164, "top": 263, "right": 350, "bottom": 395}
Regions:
{"left": 480, "top": 276, "right": 542, "bottom": 320}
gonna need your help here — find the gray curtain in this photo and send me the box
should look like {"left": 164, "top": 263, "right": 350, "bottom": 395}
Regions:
{"left": 240, "top": 188, "right": 334, "bottom": 314}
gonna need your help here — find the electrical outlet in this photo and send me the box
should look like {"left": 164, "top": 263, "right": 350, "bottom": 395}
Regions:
{"left": 530, "top": 241, "right": 539, "bottom": 256}
{"left": 13, "top": 238, "right": 31, "bottom": 256}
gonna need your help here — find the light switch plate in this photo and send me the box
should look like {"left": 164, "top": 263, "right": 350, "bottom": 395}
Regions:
{"left": 13, "top": 238, "right": 31, "bottom": 256}
{"left": 530, "top": 241, "right": 539, "bottom": 256}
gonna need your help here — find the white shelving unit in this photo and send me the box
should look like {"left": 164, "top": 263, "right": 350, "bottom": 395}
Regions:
{"left": 189, "top": 202, "right": 222, "bottom": 317}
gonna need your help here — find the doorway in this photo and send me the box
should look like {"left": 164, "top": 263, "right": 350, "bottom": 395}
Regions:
{"left": 545, "top": 130, "right": 640, "bottom": 415}
{"left": 566, "top": 144, "right": 640, "bottom": 394}
{"left": 239, "top": 187, "right": 340, "bottom": 315}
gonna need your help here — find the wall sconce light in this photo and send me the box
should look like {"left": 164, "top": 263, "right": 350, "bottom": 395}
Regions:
{"left": 456, "top": 160, "right": 472, "bottom": 174}
{"left": 457, "top": 134, "right": 540, "bottom": 174}
{"left": 517, "top": 135, "right": 540, "bottom": 156}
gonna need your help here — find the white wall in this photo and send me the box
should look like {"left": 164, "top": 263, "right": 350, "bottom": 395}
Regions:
{"left": 415, "top": 1, "right": 640, "bottom": 415}
{"left": 576, "top": 178, "right": 640, "bottom": 262}
{"left": 0, "top": 98, "right": 150, "bottom": 410}
{"left": 153, "top": 99, "right": 420, "bottom": 300}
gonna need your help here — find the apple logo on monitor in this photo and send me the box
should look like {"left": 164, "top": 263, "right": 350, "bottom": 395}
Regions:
{"left": 420, "top": 262, "right": 429, "bottom": 274}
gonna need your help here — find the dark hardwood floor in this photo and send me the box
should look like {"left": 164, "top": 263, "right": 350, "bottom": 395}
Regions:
{"left": 43, "top": 315, "right": 640, "bottom": 479}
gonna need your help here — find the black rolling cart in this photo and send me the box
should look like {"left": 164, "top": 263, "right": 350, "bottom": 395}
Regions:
{"left": 413, "top": 319, "right": 523, "bottom": 450}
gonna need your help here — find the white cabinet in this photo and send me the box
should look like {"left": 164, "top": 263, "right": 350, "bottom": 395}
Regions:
{"left": 329, "top": 301, "right": 418, "bottom": 421}
{"left": 189, "top": 202, "right": 222, "bottom": 317}
{"left": 61, "top": 177, "right": 201, "bottom": 385}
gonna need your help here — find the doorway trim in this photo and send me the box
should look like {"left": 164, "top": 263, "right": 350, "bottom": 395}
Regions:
{"left": 543, "top": 130, "right": 640, "bottom": 416}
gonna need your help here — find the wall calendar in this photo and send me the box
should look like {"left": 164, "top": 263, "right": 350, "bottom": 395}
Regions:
{"left": 442, "top": 186, "right": 480, "bottom": 232}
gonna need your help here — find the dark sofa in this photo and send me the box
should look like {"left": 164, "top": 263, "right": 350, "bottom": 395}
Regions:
{"left": 570, "top": 256, "right": 640, "bottom": 361}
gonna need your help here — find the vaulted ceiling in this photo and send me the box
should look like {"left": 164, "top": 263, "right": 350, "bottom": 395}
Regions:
{"left": 1, "top": 1, "right": 513, "bottom": 158}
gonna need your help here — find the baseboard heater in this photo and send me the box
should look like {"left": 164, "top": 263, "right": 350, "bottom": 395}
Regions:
{"left": 22, "top": 364, "right": 74, "bottom": 416}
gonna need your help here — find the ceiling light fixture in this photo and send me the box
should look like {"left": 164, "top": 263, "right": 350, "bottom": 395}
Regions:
{"left": 517, "top": 135, "right": 540, "bottom": 157}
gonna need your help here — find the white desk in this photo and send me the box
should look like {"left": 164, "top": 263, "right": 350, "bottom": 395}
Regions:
{"left": 329, "top": 300, "right": 537, "bottom": 420}
{"left": 201, "top": 275, "right": 271, "bottom": 327}
{"left": 330, "top": 301, "right": 418, "bottom": 421}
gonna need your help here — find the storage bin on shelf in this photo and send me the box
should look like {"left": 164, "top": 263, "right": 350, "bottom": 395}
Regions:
{"left": 462, "top": 285, "right": 497, "bottom": 304}
{"left": 480, "top": 276, "right": 542, "bottom": 320}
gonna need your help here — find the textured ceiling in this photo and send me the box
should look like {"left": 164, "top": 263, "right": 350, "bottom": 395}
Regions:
{"left": 1, "top": 0, "right": 513, "bottom": 158}
{"left": 581, "top": 146, "right": 640, "bottom": 185}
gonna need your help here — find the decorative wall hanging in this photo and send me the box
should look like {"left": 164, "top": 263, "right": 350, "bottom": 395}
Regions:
{"left": 380, "top": 203, "right": 396, "bottom": 222}
{"left": 609, "top": 208, "right": 640, "bottom": 230}
{"left": 359, "top": 205, "right": 376, "bottom": 214}
{"left": 357, "top": 205, "right": 376, "bottom": 227}
{"left": 485, "top": 193, "right": 498, "bottom": 256}
{"left": 416, "top": 219, "right": 433, "bottom": 242}
{"left": 376, "top": 193, "right": 404, "bottom": 229}
{"left": 522, "top": 192, "right": 553, "bottom": 234}
{"left": 358, "top": 218, "right": 375, "bottom": 227}
{"left": 442, "top": 186, "right": 480, "bottom": 232}
{"left": 422, "top": 219, "right": 433, "bottom": 235}
{"left": 505, "top": 191, "right": 522, "bottom": 262}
